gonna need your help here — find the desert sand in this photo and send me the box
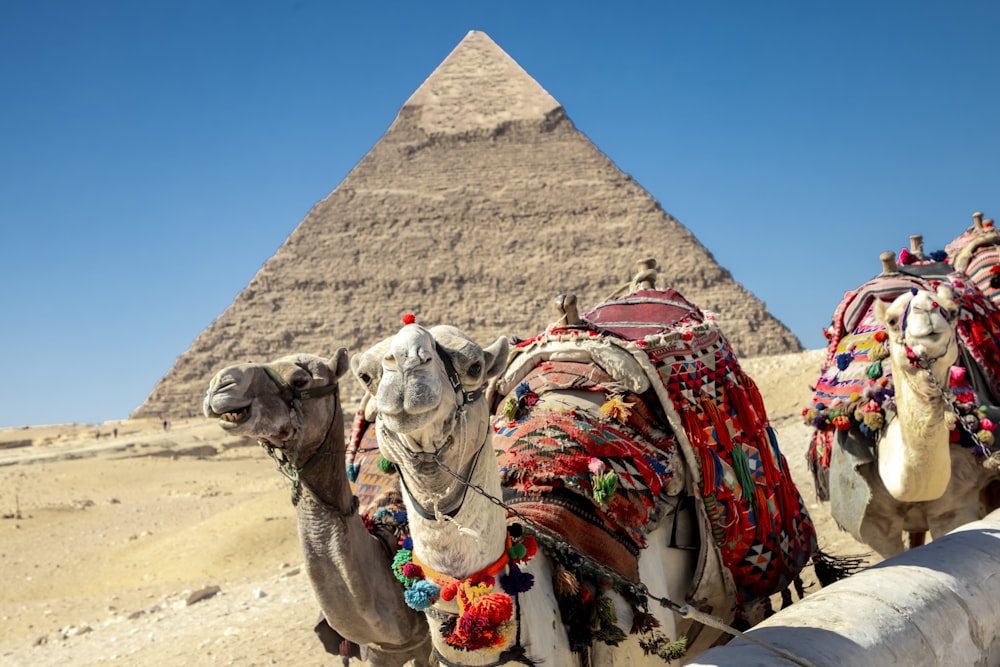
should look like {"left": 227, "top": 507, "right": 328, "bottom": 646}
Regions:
{"left": 0, "top": 348, "right": 877, "bottom": 666}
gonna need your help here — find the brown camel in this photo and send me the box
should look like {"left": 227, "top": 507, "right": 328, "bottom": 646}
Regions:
{"left": 203, "top": 351, "right": 431, "bottom": 666}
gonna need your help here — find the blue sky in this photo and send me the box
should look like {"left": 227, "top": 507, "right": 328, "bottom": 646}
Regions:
{"left": 2, "top": 1, "right": 999, "bottom": 428}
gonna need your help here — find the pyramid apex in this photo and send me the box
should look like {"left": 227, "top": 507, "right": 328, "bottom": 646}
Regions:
{"left": 398, "top": 30, "right": 561, "bottom": 135}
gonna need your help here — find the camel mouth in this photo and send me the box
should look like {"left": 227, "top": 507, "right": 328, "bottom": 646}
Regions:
{"left": 216, "top": 407, "right": 250, "bottom": 428}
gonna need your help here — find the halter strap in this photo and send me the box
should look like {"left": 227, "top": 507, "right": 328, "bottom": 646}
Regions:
{"left": 433, "top": 341, "right": 486, "bottom": 406}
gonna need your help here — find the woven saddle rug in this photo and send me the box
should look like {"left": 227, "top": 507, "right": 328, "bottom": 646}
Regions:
{"left": 493, "top": 288, "right": 817, "bottom": 610}
{"left": 344, "top": 404, "right": 408, "bottom": 540}
{"left": 947, "top": 222, "right": 1000, "bottom": 307}
{"left": 805, "top": 269, "right": 1000, "bottom": 501}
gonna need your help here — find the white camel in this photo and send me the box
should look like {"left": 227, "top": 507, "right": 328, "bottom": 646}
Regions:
{"left": 820, "top": 278, "right": 1000, "bottom": 557}
{"left": 203, "top": 351, "right": 432, "bottom": 667}
{"left": 354, "top": 321, "right": 747, "bottom": 666}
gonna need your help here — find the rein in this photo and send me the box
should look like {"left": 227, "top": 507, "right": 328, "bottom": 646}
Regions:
{"left": 256, "top": 365, "right": 355, "bottom": 511}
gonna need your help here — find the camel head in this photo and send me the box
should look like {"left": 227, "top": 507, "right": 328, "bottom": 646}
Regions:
{"left": 875, "top": 284, "right": 960, "bottom": 381}
{"left": 203, "top": 350, "right": 350, "bottom": 467}
{"left": 352, "top": 323, "right": 507, "bottom": 479}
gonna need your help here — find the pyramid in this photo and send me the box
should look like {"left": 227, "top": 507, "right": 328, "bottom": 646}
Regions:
{"left": 133, "top": 31, "right": 801, "bottom": 420}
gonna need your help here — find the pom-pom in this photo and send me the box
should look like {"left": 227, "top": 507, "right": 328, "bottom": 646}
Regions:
{"left": 520, "top": 534, "right": 538, "bottom": 560}
{"left": 874, "top": 330, "right": 888, "bottom": 342}
{"left": 950, "top": 428, "right": 962, "bottom": 443}
{"left": 600, "top": 395, "right": 635, "bottom": 423}
{"left": 507, "top": 543, "right": 527, "bottom": 561}
{"left": 588, "top": 457, "right": 606, "bottom": 474}
{"left": 836, "top": 352, "right": 852, "bottom": 371}
{"left": 899, "top": 248, "right": 914, "bottom": 265}
{"left": 868, "top": 342, "right": 888, "bottom": 361}
{"left": 862, "top": 411, "right": 884, "bottom": 430}
{"left": 811, "top": 413, "right": 828, "bottom": 429}
{"left": 404, "top": 579, "right": 440, "bottom": 610}
{"left": 470, "top": 593, "right": 514, "bottom": 624}
{"left": 866, "top": 361, "right": 883, "bottom": 379}
{"left": 401, "top": 536, "right": 413, "bottom": 550}
{"left": 402, "top": 562, "right": 423, "bottom": 579}
{"left": 593, "top": 471, "right": 619, "bottom": 505}
{"left": 950, "top": 366, "right": 968, "bottom": 384}
{"left": 982, "top": 418, "right": 995, "bottom": 432}
{"left": 930, "top": 250, "right": 948, "bottom": 261}
{"left": 499, "top": 563, "right": 535, "bottom": 594}
{"left": 501, "top": 396, "right": 519, "bottom": 422}
{"left": 377, "top": 456, "right": 396, "bottom": 473}
{"left": 440, "top": 581, "right": 459, "bottom": 602}
{"left": 978, "top": 430, "right": 996, "bottom": 447}
{"left": 832, "top": 415, "right": 851, "bottom": 431}
{"left": 402, "top": 313, "right": 416, "bottom": 325}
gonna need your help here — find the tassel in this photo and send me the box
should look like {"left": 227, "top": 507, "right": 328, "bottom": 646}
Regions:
{"left": 593, "top": 471, "right": 619, "bottom": 505}
{"left": 377, "top": 456, "right": 396, "bottom": 473}
{"left": 553, "top": 564, "right": 580, "bottom": 597}
{"left": 866, "top": 361, "right": 883, "bottom": 380}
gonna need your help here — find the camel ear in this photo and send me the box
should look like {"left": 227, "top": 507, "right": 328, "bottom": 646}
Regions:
{"left": 330, "top": 348, "right": 350, "bottom": 380}
{"left": 873, "top": 298, "right": 889, "bottom": 326}
{"left": 936, "top": 284, "right": 959, "bottom": 319}
{"left": 482, "top": 336, "right": 510, "bottom": 380}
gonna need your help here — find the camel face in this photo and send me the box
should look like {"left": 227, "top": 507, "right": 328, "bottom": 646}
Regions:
{"left": 876, "top": 286, "right": 959, "bottom": 371}
{"left": 354, "top": 325, "right": 507, "bottom": 472}
{"left": 203, "top": 351, "right": 348, "bottom": 448}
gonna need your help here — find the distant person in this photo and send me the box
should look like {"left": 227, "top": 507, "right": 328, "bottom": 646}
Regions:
{"left": 163, "top": 419, "right": 169, "bottom": 431}
{"left": 113, "top": 426, "right": 118, "bottom": 438}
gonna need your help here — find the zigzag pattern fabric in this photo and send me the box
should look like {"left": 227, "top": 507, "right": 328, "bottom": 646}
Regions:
{"left": 498, "top": 289, "right": 816, "bottom": 607}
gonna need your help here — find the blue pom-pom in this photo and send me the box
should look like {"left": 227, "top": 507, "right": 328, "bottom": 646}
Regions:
{"left": 836, "top": 353, "right": 852, "bottom": 371}
{"left": 859, "top": 423, "right": 874, "bottom": 438}
{"left": 346, "top": 463, "right": 360, "bottom": 483}
{"left": 402, "top": 536, "right": 413, "bottom": 550}
{"left": 514, "top": 382, "right": 532, "bottom": 398}
{"left": 499, "top": 563, "right": 535, "bottom": 594}
{"left": 374, "top": 508, "right": 392, "bottom": 521}
{"left": 404, "top": 579, "right": 440, "bottom": 610}
{"left": 930, "top": 250, "right": 947, "bottom": 262}
{"left": 393, "top": 511, "right": 408, "bottom": 524}
{"left": 910, "top": 287, "right": 918, "bottom": 295}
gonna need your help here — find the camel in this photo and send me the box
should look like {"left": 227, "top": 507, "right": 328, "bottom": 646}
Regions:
{"left": 203, "top": 351, "right": 432, "bottom": 667}
{"left": 355, "top": 284, "right": 830, "bottom": 666}
{"left": 806, "top": 252, "right": 1000, "bottom": 557}
{"left": 947, "top": 211, "right": 1000, "bottom": 305}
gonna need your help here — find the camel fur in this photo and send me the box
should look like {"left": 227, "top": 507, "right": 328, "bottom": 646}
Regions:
{"left": 203, "top": 351, "right": 431, "bottom": 667}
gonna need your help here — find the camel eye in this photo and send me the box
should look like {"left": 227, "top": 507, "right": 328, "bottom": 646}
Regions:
{"left": 291, "top": 376, "right": 310, "bottom": 389}
{"left": 887, "top": 318, "right": 897, "bottom": 327}
{"left": 359, "top": 372, "right": 372, "bottom": 385}
{"left": 467, "top": 362, "right": 482, "bottom": 378}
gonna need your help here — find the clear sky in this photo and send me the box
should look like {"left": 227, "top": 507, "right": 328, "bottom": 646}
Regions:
{"left": 2, "top": 1, "right": 999, "bottom": 428}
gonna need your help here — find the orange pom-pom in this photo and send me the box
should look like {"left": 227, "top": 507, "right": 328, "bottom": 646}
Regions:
{"left": 469, "top": 592, "right": 514, "bottom": 624}
{"left": 402, "top": 313, "right": 416, "bottom": 325}
{"left": 874, "top": 330, "right": 888, "bottom": 342}
{"left": 440, "top": 581, "right": 459, "bottom": 602}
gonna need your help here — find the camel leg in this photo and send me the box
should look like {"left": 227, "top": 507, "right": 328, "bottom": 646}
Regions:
{"left": 906, "top": 531, "right": 926, "bottom": 549}
{"left": 857, "top": 511, "right": 906, "bottom": 559}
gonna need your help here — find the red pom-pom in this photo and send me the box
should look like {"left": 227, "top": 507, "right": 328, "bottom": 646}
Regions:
{"left": 402, "top": 313, "right": 416, "bottom": 325}
{"left": 440, "top": 582, "right": 458, "bottom": 602}
{"left": 874, "top": 330, "right": 888, "bottom": 342}
{"left": 520, "top": 535, "right": 538, "bottom": 561}
{"left": 402, "top": 562, "right": 423, "bottom": 579}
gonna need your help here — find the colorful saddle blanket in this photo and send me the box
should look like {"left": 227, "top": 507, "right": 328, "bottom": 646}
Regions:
{"left": 345, "top": 408, "right": 407, "bottom": 535}
{"left": 494, "top": 288, "right": 816, "bottom": 608}
{"left": 805, "top": 270, "right": 1000, "bottom": 500}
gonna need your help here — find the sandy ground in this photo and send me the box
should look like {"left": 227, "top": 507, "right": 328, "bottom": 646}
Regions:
{"left": 0, "top": 349, "right": 877, "bottom": 666}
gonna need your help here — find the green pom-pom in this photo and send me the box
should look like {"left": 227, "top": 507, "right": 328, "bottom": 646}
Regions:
{"left": 378, "top": 456, "right": 396, "bottom": 473}
{"left": 502, "top": 396, "right": 519, "bottom": 421}
{"left": 392, "top": 549, "right": 414, "bottom": 583}
{"left": 593, "top": 472, "right": 619, "bottom": 505}
{"left": 507, "top": 543, "right": 527, "bottom": 560}
{"left": 866, "top": 360, "right": 883, "bottom": 379}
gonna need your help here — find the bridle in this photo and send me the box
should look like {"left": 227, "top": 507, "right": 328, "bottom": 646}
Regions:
{"left": 392, "top": 340, "right": 490, "bottom": 520}
{"left": 256, "top": 364, "right": 351, "bottom": 510}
